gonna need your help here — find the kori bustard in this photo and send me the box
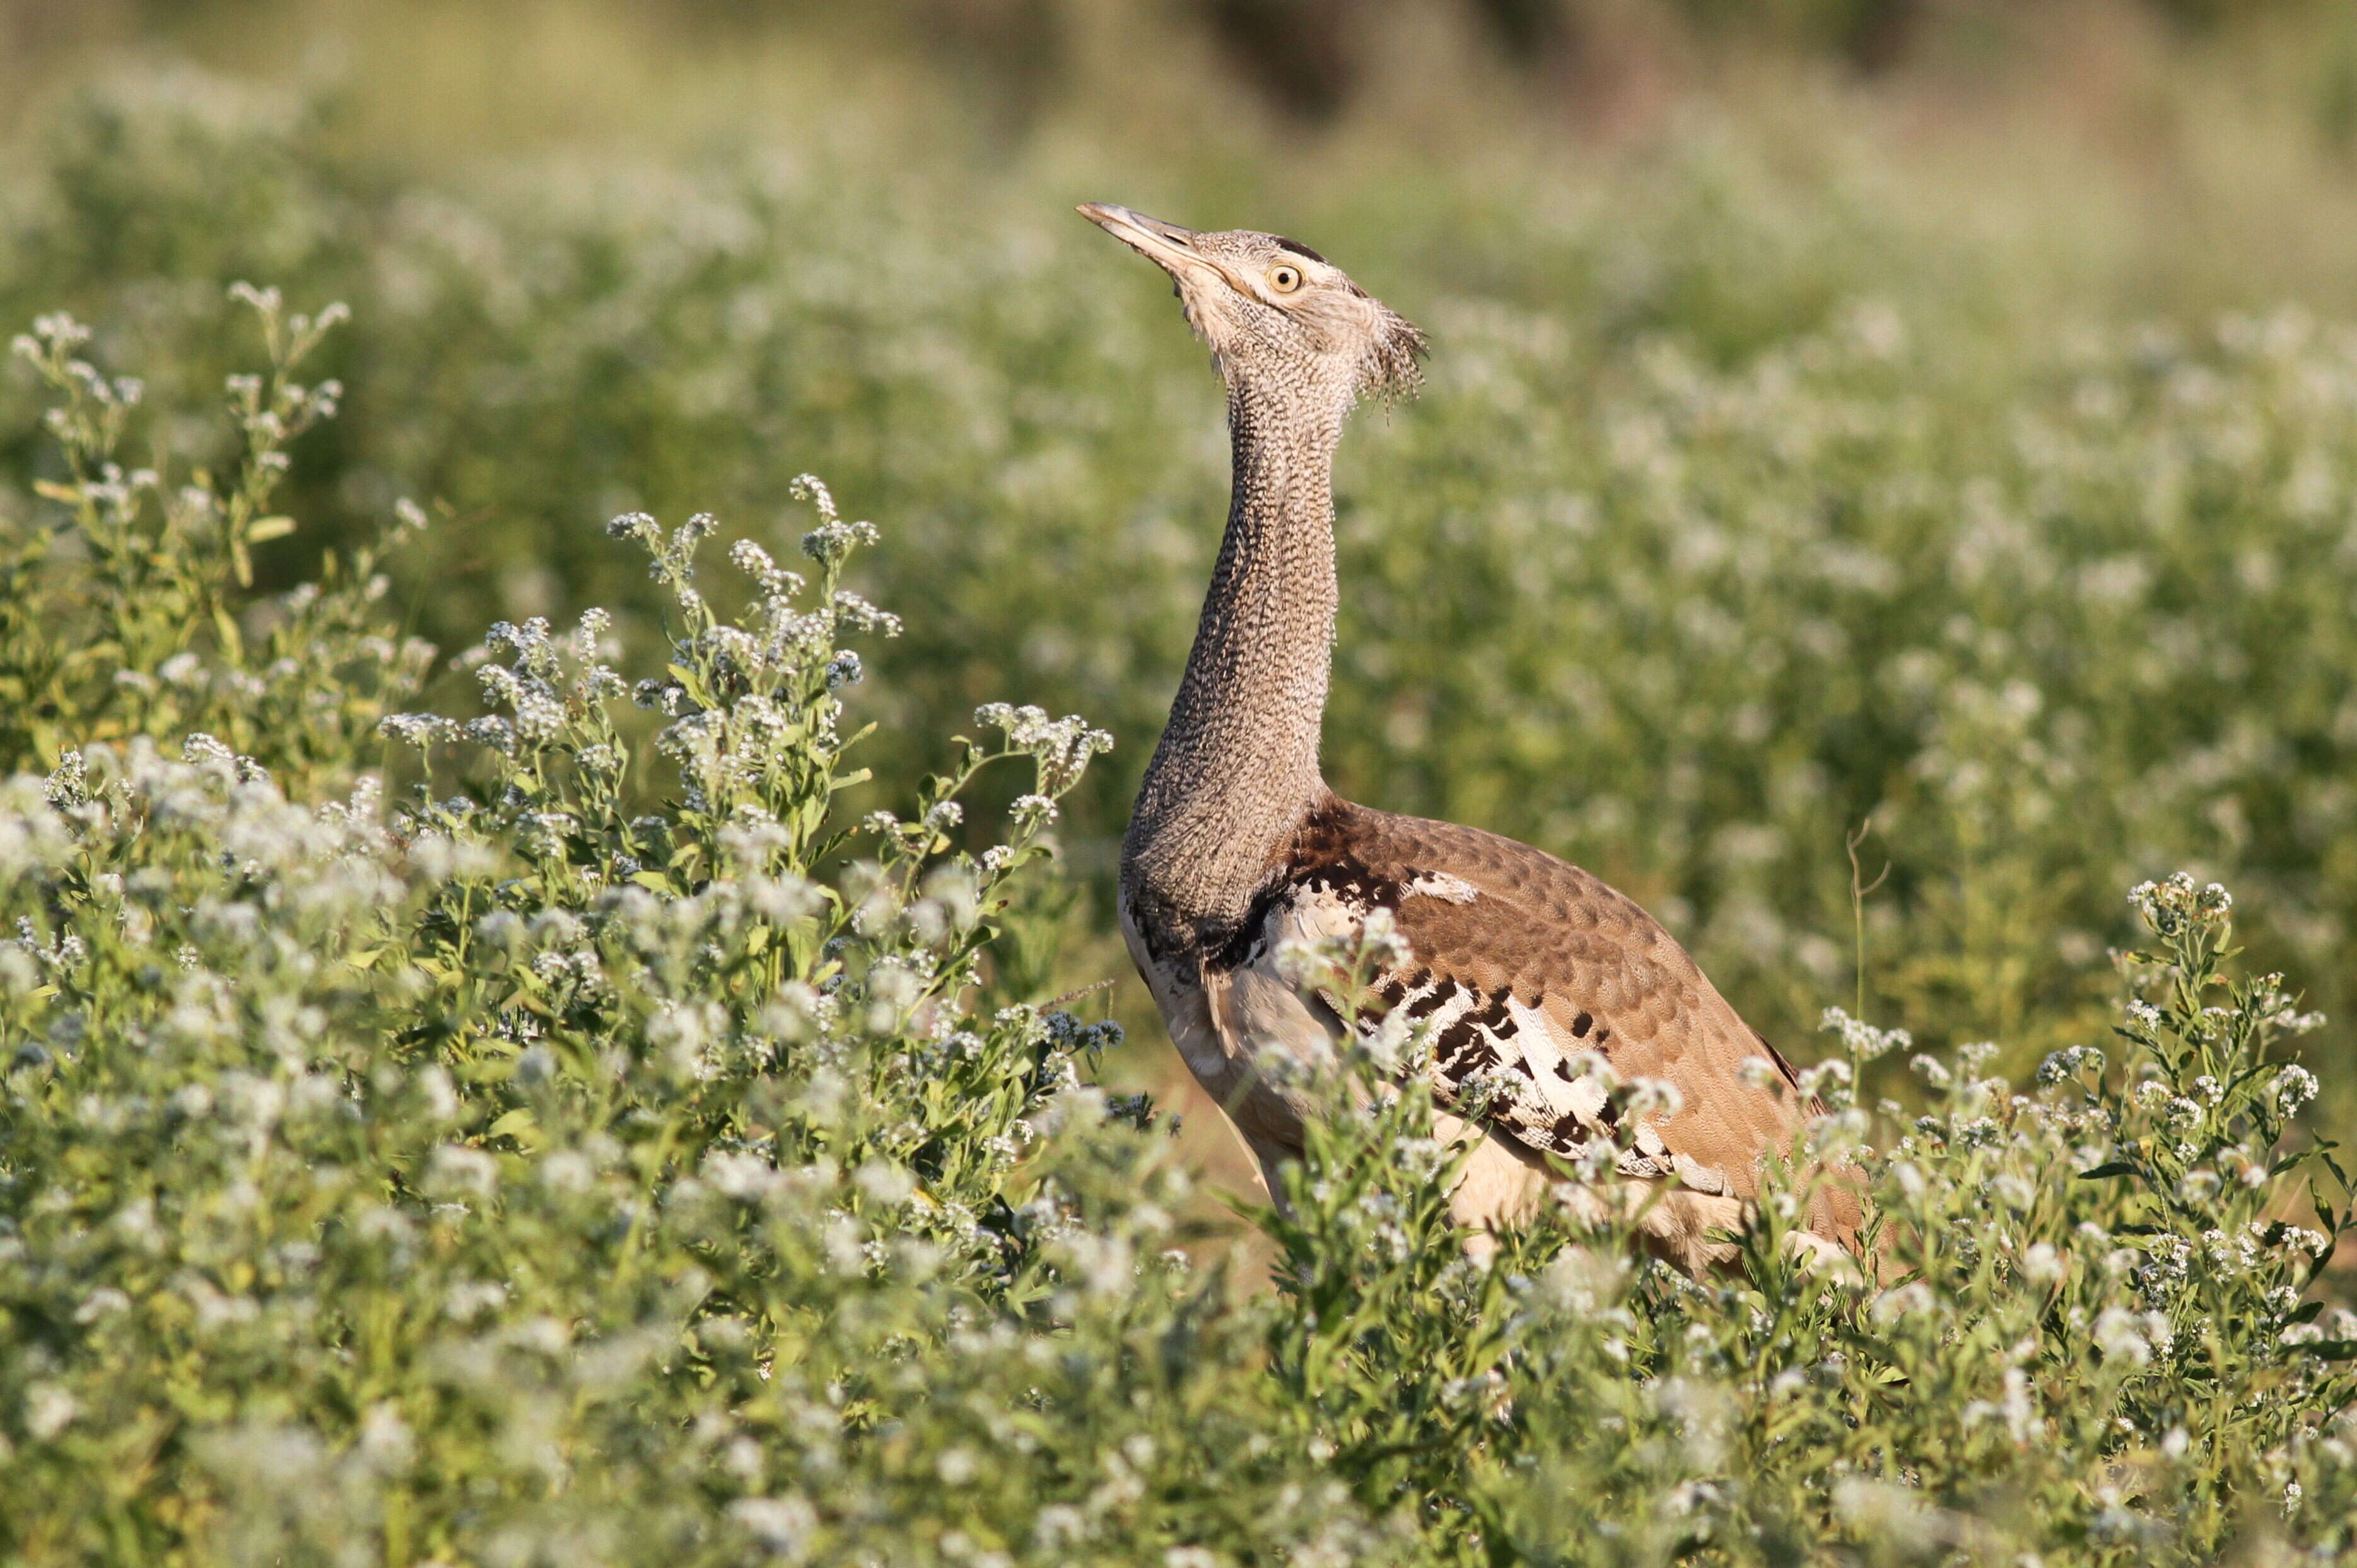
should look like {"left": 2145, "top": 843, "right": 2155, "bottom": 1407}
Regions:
{"left": 1081, "top": 203, "right": 1858, "bottom": 1272}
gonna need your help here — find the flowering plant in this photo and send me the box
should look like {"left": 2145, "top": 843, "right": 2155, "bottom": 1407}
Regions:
{"left": 4, "top": 294, "right": 2355, "bottom": 1567}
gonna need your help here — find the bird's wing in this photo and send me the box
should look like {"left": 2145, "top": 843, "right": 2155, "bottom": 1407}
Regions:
{"left": 1218, "top": 797, "right": 1857, "bottom": 1237}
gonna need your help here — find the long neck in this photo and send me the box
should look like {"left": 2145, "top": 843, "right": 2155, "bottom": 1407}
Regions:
{"left": 1124, "top": 380, "right": 1343, "bottom": 951}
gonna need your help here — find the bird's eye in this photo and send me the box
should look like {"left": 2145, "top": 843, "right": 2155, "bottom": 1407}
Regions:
{"left": 1269, "top": 264, "right": 1302, "bottom": 294}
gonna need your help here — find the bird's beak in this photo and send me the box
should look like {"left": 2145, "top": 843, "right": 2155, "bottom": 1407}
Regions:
{"left": 1078, "top": 203, "right": 1206, "bottom": 279}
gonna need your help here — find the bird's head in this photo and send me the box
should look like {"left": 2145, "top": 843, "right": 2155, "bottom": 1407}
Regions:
{"left": 1079, "top": 203, "right": 1425, "bottom": 412}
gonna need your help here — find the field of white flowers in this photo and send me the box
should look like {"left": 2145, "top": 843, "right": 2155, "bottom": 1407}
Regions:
{"left": 7, "top": 23, "right": 2357, "bottom": 1563}
{"left": 3, "top": 277, "right": 2356, "bottom": 1564}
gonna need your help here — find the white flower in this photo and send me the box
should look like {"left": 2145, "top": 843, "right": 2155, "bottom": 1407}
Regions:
{"left": 24, "top": 1383, "right": 77, "bottom": 1442}
{"left": 2092, "top": 1307, "right": 2170, "bottom": 1367}
{"left": 1033, "top": 1504, "right": 1091, "bottom": 1550}
{"left": 2036, "top": 1045, "right": 2105, "bottom": 1085}
{"left": 854, "top": 1162, "right": 915, "bottom": 1208}
{"left": 423, "top": 1144, "right": 499, "bottom": 1202}
{"left": 1624, "top": 1076, "right": 1685, "bottom": 1120}
{"left": 1869, "top": 1281, "right": 1936, "bottom": 1325}
{"left": 2272, "top": 1064, "right": 2319, "bottom": 1113}
{"left": 378, "top": 713, "right": 451, "bottom": 749}
{"left": 729, "top": 1495, "right": 816, "bottom": 1557}
{"left": 829, "top": 590, "right": 901, "bottom": 636}
{"left": 1538, "top": 1246, "right": 1629, "bottom": 1314}
{"left": 442, "top": 1279, "right": 507, "bottom": 1323}
{"left": 461, "top": 715, "right": 515, "bottom": 754}
{"left": 1796, "top": 1058, "right": 1851, "bottom": 1100}
{"left": 358, "top": 1404, "right": 416, "bottom": 1473}
{"left": 1909, "top": 1053, "right": 1952, "bottom": 1089}
{"left": 1819, "top": 1006, "right": 1910, "bottom": 1062}
{"left": 2129, "top": 872, "right": 2231, "bottom": 937}
{"left": 2021, "top": 1243, "right": 2066, "bottom": 1285}
{"left": 538, "top": 1150, "right": 595, "bottom": 1195}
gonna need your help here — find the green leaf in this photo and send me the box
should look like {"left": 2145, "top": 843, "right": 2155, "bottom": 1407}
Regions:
{"left": 2077, "top": 1161, "right": 2140, "bottom": 1180}
{"left": 487, "top": 1107, "right": 539, "bottom": 1143}
{"left": 245, "top": 515, "right": 298, "bottom": 543}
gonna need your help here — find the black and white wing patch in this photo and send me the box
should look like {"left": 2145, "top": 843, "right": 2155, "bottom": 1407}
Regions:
{"left": 1241, "top": 877, "right": 1725, "bottom": 1194}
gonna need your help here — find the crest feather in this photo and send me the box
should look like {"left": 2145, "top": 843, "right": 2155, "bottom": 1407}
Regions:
{"left": 1362, "top": 303, "right": 1428, "bottom": 402}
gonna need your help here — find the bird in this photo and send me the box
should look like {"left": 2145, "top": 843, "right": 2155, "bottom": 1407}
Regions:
{"left": 1079, "top": 202, "right": 1860, "bottom": 1274}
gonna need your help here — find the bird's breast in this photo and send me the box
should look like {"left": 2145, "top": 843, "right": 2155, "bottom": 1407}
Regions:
{"left": 1119, "top": 886, "right": 1329, "bottom": 1152}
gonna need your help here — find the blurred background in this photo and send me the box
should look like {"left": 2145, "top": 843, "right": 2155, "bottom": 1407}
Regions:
{"left": 9, "top": 0, "right": 2357, "bottom": 1200}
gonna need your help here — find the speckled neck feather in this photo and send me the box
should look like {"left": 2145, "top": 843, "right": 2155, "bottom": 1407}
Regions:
{"left": 1122, "top": 375, "right": 1348, "bottom": 956}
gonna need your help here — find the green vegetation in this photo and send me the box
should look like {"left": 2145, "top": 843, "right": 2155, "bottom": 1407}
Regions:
{"left": 8, "top": 3, "right": 2357, "bottom": 1559}
{"left": 15, "top": 52, "right": 2357, "bottom": 1105}
{"left": 4, "top": 286, "right": 2356, "bottom": 1565}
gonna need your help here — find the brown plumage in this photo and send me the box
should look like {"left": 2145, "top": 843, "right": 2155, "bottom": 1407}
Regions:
{"left": 1080, "top": 202, "right": 1859, "bottom": 1273}
{"left": 1239, "top": 799, "right": 1859, "bottom": 1249}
